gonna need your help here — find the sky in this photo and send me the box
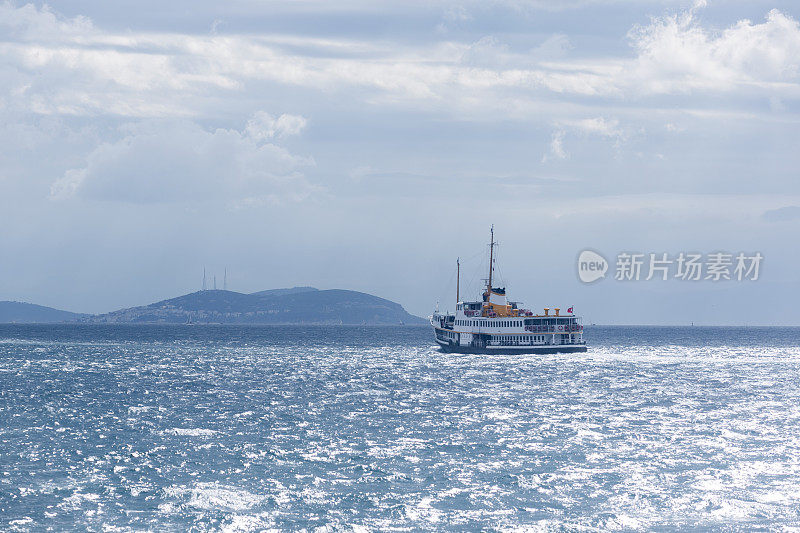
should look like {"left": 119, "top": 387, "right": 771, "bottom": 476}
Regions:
{"left": 1, "top": 0, "right": 800, "bottom": 324}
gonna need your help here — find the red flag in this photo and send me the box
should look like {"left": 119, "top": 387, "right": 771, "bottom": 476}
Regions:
{"left": 567, "top": 306, "right": 574, "bottom": 314}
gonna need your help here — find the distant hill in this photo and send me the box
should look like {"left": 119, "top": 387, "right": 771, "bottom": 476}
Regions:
{"left": 84, "top": 288, "right": 426, "bottom": 325}
{"left": 0, "top": 301, "right": 86, "bottom": 323}
{"left": 250, "top": 286, "right": 318, "bottom": 297}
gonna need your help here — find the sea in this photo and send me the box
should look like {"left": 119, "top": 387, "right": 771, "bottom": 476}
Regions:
{"left": 1, "top": 325, "right": 800, "bottom": 531}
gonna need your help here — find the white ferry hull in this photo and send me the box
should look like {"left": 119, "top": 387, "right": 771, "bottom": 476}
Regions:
{"left": 435, "top": 337, "right": 588, "bottom": 355}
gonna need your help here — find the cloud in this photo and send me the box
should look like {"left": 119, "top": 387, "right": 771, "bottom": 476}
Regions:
{"left": 459, "top": 36, "right": 509, "bottom": 67}
{"left": 543, "top": 116, "right": 626, "bottom": 161}
{"left": 0, "top": 2, "right": 93, "bottom": 41}
{"left": 50, "top": 114, "right": 315, "bottom": 205}
{"left": 762, "top": 205, "right": 800, "bottom": 222}
{"left": 542, "top": 130, "right": 568, "bottom": 162}
{"left": 245, "top": 112, "right": 307, "bottom": 141}
{"left": 3, "top": 2, "right": 800, "bottom": 122}
{"left": 628, "top": 8, "right": 800, "bottom": 94}
{"left": 568, "top": 117, "right": 624, "bottom": 139}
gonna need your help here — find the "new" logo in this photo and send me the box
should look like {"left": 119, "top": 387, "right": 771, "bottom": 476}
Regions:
{"left": 577, "top": 250, "right": 608, "bottom": 283}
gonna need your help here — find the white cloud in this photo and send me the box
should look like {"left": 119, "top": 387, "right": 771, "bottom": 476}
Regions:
{"left": 542, "top": 130, "right": 568, "bottom": 162}
{"left": 567, "top": 117, "right": 624, "bottom": 139}
{"left": 459, "top": 36, "right": 509, "bottom": 67}
{"left": 0, "top": 2, "right": 93, "bottom": 41}
{"left": 629, "top": 8, "right": 800, "bottom": 94}
{"left": 543, "top": 116, "right": 626, "bottom": 161}
{"left": 50, "top": 115, "right": 315, "bottom": 205}
{"left": 245, "top": 112, "right": 307, "bottom": 141}
{"left": 3, "top": 2, "right": 800, "bottom": 123}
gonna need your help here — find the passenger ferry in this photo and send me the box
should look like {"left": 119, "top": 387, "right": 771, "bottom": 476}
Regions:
{"left": 431, "top": 227, "right": 587, "bottom": 354}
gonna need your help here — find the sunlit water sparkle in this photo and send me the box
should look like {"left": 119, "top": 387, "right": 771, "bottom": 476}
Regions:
{"left": 1, "top": 325, "right": 800, "bottom": 531}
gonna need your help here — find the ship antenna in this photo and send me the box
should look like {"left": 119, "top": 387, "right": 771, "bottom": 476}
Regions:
{"left": 456, "top": 257, "right": 460, "bottom": 304}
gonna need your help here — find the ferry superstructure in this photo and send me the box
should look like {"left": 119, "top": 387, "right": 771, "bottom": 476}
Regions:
{"left": 431, "top": 227, "right": 587, "bottom": 354}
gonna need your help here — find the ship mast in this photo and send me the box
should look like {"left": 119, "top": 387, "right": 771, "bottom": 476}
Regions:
{"left": 456, "top": 257, "right": 460, "bottom": 304}
{"left": 487, "top": 225, "right": 495, "bottom": 292}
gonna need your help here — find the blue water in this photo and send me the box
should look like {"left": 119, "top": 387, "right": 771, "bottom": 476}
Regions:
{"left": 1, "top": 325, "right": 800, "bottom": 531}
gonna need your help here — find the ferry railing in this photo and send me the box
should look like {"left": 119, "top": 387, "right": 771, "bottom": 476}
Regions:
{"left": 523, "top": 325, "right": 584, "bottom": 333}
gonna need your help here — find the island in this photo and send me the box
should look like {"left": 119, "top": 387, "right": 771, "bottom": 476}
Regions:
{"left": 81, "top": 287, "right": 426, "bottom": 325}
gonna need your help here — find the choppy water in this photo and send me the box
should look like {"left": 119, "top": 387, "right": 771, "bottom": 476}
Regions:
{"left": 1, "top": 325, "right": 800, "bottom": 531}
